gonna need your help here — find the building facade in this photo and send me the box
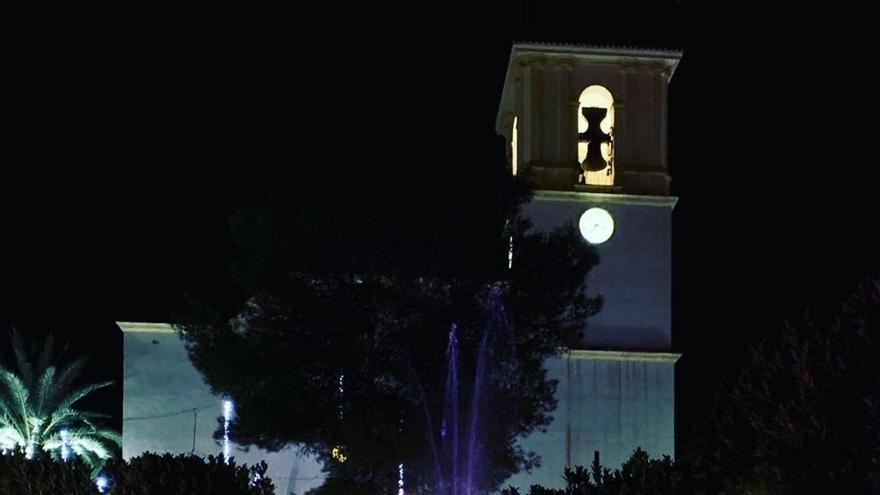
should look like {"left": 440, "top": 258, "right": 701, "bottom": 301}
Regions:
{"left": 495, "top": 43, "right": 682, "bottom": 489}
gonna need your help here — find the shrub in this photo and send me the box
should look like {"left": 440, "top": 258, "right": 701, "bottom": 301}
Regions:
{"left": 104, "top": 453, "right": 275, "bottom": 495}
{"left": 0, "top": 450, "right": 95, "bottom": 495}
{"left": 0, "top": 451, "right": 275, "bottom": 495}
{"left": 500, "top": 448, "right": 680, "bottom": 495}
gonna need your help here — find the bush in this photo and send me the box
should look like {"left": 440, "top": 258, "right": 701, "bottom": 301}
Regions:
{"left": 500, "top": 448, "right": 680, "bottom": 495}
{"left": 0, "top": 451, "right": 275, "bottom": 495}
{"left": 0, "top": 450, "right": 95, "bottom": 495}
{"left": 104, "top": 453, "right": 275, "bottom": 495}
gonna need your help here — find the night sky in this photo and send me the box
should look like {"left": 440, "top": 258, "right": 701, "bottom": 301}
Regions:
{"left": 2, "top": 1, "right": 878, "bottom": 455}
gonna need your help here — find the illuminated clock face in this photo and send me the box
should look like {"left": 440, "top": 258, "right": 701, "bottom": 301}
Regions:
{"left": 578, "top": 207, "right": 614, "bottom": 244}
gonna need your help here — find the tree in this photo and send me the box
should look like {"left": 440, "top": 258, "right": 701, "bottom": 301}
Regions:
{"left": 683, "top": 279, "right": 880, "bottom": 494}
{"left": 178, "top": 160, "right": 602, "bottom": 493}
{"left": 0, "top": 331, "right": 120, "bottom": 474}
{"left": 499, "top": 448, "right": 681, "bottom": 495}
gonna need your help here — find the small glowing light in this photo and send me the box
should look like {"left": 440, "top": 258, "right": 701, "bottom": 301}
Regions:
{"left": 331, "top": 446, "right": 347, "bottom": 463}
{"left": 578, "top": 208, "right": 614, "bottom": 244}
{"left": 95, "top": 476, "right": 109, "bottom": 493}
{"left": 398, "top": 463, "right": 405, "bottom": 495}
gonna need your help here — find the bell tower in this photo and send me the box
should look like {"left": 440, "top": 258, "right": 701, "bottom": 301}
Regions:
{"left": 497, "top": 43, "right": 682, "bottom": 488}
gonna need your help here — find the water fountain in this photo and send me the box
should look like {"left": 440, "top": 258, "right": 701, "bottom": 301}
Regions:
{"left": 425, "top": 284, "right": 509, "bottom": 495}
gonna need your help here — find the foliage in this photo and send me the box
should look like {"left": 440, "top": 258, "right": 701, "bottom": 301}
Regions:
{"left": 0, "top": 451, "right": 275, "bottom": 495}
{"left": 103, "top": 452, "right": 275, "bottom": 495}
{"left": 0, "top": 331, "right": 120, "bottom": 474}
{"left": 0, "top": 450, "right": 95, "bottom": 495}
{"left": 684, "top": 279, "right": 880, "bottom": 494}
{"left": 178, "top": 164, "right": 601, "bottom": 492}
{"left": 499, "top": 448, "right": 680, "bottom": 495}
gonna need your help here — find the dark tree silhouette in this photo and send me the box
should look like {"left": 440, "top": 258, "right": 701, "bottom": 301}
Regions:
{"left": 177, "top": 157, "right": 602, "bottom": 493}
{"left": 684, "top": 279, "right": 880, "bottom": 494}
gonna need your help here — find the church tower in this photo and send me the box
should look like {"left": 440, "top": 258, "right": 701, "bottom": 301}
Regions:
{"left": 496, "top": 43, "right": 682, "bottom": 488}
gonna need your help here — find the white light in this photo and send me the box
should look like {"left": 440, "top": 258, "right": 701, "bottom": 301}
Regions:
{"left": 223, "top": 400, "right": 234, "bottom": 464}
{"left": 398, "top": 463, "right": 404, "bottom": 495}
{"left": 508, "top": 236, "right": 514, "bottom": 269}
{"left": 578, "top": 208, "right": 614, "bottom": 244}
{"left": 95, "top": 476, "right": 109, "bottom": 493}
{"left": 338, "top": 374, "right": 344, "bottom": 421}
{"left": 60, "top": 429, "right": 71, "bottom": 462}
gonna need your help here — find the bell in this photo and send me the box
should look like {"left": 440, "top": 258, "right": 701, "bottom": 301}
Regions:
{"left": 578, "top": 107, "right": 612, "bottom": 172}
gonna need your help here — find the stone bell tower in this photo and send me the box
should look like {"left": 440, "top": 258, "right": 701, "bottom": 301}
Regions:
{"left": 496, "top": 43, "right": 682, "bottom": 489}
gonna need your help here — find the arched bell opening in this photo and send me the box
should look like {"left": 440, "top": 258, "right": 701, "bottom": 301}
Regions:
{"left": 577, "top": 85, "right": 615, "bottom": 186}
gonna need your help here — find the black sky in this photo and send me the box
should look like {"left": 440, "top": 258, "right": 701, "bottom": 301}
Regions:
{"left": 2, "top": 1, "right": 879, "bottom": 452}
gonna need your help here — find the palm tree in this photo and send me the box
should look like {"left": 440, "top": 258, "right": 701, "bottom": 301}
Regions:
{"left": 0, "top": 330, "right": 120, "bottom": 474}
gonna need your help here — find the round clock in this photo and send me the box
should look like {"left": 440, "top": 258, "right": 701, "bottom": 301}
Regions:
{"left": 578, "top": 207, "right": 614, "bottom": 244}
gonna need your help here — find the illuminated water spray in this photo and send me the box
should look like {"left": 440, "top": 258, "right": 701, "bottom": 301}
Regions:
{"left": 429, "top": 285, "right": 509, "bottom": 494}
{"left": 222, "top": 400, "right": 234, "bottom": 463}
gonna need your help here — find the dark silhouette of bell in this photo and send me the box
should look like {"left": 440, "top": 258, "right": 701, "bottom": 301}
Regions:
{"left": 578, "top": 107, "right": 612, "bottom": 172}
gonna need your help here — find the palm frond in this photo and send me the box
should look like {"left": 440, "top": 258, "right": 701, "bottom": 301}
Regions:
{"left": 54, "top": 381, "right": 113, "bottom": 413}
{"left": 70, "top": 436, "right": 111, "bottom": 460}
{"left": 9, "top": 329, "right": 34, "bottom": 390}
{"left": 92, "top": 429, "right": 122, "bottom": 447}
{"left": 80, "top": 411, "right": 112, "bottom": 420}
{"left": 36, "top": 334, "right": 55, "bottom": 376}
{"left": 44, "top": 407, "right": 80, "bottom": 434}
{"left": 62, "top": 427, "right": 121, "bottom": 448}
{"left": 0, "top": 425, "right": 25, "bottom": 448}
{"left": 36, "top": 366, "right": 56, "bottom": 417}
{"left": 1, "top": 371, "right": 31, "bottom": 428}
{"left": 41, "top": 437, "right": 64, "bottom": 450}
{"left": 52, "top": 357, "right": 88, "bottom": 397}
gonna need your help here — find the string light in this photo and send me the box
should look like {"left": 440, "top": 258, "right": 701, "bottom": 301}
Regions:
{"left": 398, "top": 463, "right": 405, "bottom": 495}
{"left": 222, "top": 400, "right": 234, "bottom": 464}
{"left": 331, "top": 446, "right": 347, "bottom": 463}
{"left": 338, "top": 374, "right": 344, "bottom": 421}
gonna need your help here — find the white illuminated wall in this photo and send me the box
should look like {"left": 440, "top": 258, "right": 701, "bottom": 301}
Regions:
{"left": 505, "top": 192, "right": 678, "bottom": 491}
{"left": 120, "top": 322, "right": 325, "bottom": 495}
{"left": 505, "top": 352, "right": 676, "bottom": 490}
